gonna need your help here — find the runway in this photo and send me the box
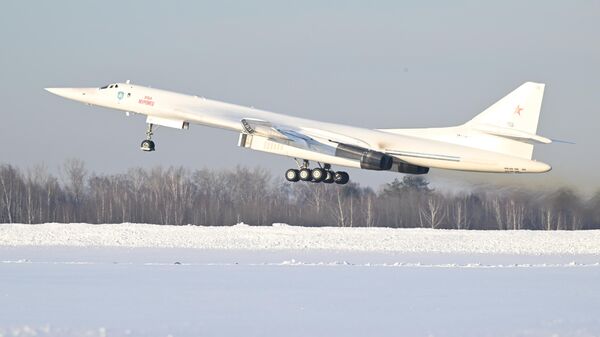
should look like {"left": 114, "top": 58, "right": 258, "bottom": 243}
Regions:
{"left": 1, "top": 243, "right": 599, "bottom": 337}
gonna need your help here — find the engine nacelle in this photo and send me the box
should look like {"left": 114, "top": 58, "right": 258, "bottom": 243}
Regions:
{"left": 396, "top": 162, "right": 429, "bottom": 175}
{"left": 335, "top": 144, "right": 393, "bottom": 171}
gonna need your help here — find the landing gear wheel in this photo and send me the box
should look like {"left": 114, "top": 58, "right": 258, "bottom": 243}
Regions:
{"left": 140, "top": 139, "right": 155, "bottom": 152}
{"left": 285, "top": 169, "right": 300, "bottom": 182}
{"left": 299, "top": 168, "right": 312, "bottom": 181}
{"left": 334, "top": 171, "right": 349, "bottom": 185}
{"left": 311, "top": 168, "right": 326, "bottom": 182}
{"left": 323, "top": 170, "right": 335, "bottom": 184}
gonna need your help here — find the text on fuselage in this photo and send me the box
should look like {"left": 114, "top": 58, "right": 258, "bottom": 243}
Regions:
{"left": 138, "top": 96, "right": 155, "bottom": 106}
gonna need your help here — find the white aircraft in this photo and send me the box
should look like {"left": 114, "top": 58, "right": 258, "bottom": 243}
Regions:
{"left": 45, "top": 81, "right": 551, "bottom": 184}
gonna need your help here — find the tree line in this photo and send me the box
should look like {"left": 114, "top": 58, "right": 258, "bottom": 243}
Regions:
{"left": 1, "top": 160, "right": 599, "bottom": 229}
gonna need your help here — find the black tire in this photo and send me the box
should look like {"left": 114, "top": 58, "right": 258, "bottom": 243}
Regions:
{"left": 299, "top": 168, "right": 312, "bottom": 181}
{"left": 334, "top": 171, "right": 350, "bottom": 185}
{"left": 311, "top": 168, "right": 326, "bottom": 182}
{"left": 285, "top": 169, "right": 300, "bottom": 182}
{"left": 140, "top": 139, "right": 155, "bottom": 151}
{"left": 323, "top": 170, "right": 335, "bottom": 184}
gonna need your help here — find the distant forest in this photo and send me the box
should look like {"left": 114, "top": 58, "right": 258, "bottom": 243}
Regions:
{"left": 1, "top": 160, "right": 599, "bottom": 230}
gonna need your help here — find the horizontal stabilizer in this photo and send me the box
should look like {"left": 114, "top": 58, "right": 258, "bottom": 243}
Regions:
{"left": 550, "top": 138, "right": 576, "bottom": 144}
{"left": 473, "top": 124, "right": 552, "bottom": 144}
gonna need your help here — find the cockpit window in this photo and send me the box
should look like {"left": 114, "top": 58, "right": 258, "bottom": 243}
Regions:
{"left": 99, "top": 83, "right": 119, "bottom": 90}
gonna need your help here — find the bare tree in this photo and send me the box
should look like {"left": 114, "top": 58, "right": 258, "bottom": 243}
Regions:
{"left": 0, "top": 165, "right": 21, "bottom": 223}
{"left": 451, "top": 194, "right": 470, "bottom": 229}
{"left": 62, "top": 159, "right": 87, "bottom": 222}
{"left": 419, "top": 194, "right": 446, "bottom": 229}
{"left": 363, "top": 191, "right": 376, "bottom": 227}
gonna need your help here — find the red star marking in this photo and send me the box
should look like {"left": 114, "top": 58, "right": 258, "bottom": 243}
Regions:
{"left": 514, "top": 105, "right": 523, "bottom": 116}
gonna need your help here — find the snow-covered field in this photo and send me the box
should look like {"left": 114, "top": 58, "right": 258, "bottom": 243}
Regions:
{"left": 3, "top": 222, "right": 600, "bottom": 254}
{"left": 1, "top": 224, "right": 600, "bottom": 337}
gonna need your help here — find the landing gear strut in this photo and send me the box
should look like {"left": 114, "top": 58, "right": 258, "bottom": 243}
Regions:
{"left": 140, "top": 123, "right": 155, "bottom": 152}
{"left": 284, "top": 160, "right": 349, "bottom": 185}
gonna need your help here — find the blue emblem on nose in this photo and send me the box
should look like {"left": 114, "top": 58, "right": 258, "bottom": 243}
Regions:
{"left": 117, "top": 91, "right": 124, "bottom": 100}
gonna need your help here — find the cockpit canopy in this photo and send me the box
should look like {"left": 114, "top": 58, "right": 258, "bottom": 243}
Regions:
{"left": 99, "top": 83, "right": 119, "bottom": 90}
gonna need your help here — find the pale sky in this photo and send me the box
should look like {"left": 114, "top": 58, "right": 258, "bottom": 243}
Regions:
{"left": 0, "top": 1, "right": 598, "bottom": 193}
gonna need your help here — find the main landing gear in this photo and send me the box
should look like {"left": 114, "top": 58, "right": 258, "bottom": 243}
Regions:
{"left": 140, "top": 123, "right": 156, "bottom": 152}
{"left": 285, "top": 161, "right": 349, "bottom": 185}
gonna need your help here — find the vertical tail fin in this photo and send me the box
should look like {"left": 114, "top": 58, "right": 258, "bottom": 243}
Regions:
{"left": 464, "top": 82, "right": 546, "bottom": 159}
{"left": 466, "top": 82, "right": 545, "bottom": 134}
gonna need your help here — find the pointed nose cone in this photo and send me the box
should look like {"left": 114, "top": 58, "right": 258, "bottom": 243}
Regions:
{"left": 45, "top": 87, "right": 97, "bottom": 104}
{"left": 45, "top": 87, "right": 77, "bottom": 99}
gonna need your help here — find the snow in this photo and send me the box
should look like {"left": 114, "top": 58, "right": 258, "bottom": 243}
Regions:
{"left": 1, "top": 222, "right": 600, "bottom": 254}
{"left": 1, "top": 224, "right": 599, "bottom": 337}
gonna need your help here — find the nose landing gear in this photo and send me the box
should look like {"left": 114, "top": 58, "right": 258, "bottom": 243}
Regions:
{"left": 140, "top": 123, "right": 156, "bottom": 152}
{"left": 284, "top": 161, "right": 349, "bottom": 185}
